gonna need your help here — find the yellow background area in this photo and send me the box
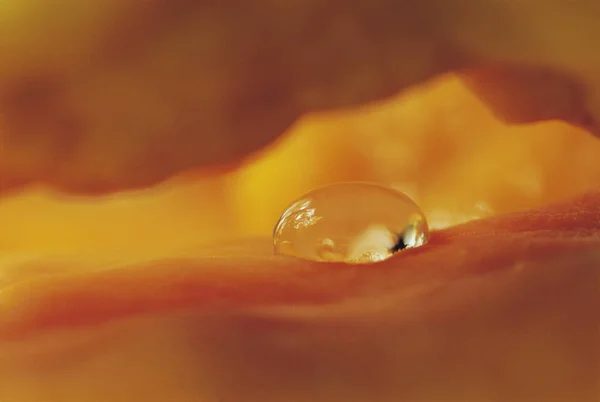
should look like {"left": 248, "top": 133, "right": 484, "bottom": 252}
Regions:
{"left": 1, "top": 75, "right": 599, "bottom": 259}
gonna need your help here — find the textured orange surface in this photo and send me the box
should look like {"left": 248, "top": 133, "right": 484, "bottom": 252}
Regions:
{"left": 0, "top": 3, "right": 599, "bottom": 398}
{"left": 1, "top": 190, "right": 598, "bottom": 341}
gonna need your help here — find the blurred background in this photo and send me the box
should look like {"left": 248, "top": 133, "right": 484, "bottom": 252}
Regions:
{"left": 1, "top": 74, "right": 599, "bottom": 259}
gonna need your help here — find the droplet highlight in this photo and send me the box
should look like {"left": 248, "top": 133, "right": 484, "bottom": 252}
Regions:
{"left": 273, "top": 182, "right": 429, "bottom": 264}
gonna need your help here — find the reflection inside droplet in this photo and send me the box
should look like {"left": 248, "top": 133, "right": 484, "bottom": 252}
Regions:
{"left": 273, "top": 182, "right": 429, "bottom": 264}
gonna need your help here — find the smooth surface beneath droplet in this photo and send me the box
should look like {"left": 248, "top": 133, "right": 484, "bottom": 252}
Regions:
{"left": 273, "top": 182, "right": 429, "bottom": 264}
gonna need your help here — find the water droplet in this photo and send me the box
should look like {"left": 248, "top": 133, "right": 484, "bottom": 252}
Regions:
{"left": 273, "top": 182, "right": 429, "bottom": 264}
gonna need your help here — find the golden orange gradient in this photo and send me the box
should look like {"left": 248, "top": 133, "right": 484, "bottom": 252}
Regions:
{"left": 1, "top": 75, "right": 599, "bottom": 402}
{"left": 1, "top": 0, "right": 600, "bottom": 400}
{"left": 1, "top": 76, "right": 598, "bottom": 258}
